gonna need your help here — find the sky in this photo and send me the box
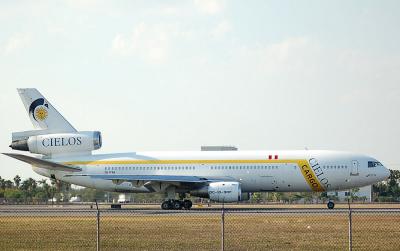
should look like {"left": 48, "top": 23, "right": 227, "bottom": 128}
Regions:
{"left": 1, "top": 0, "right": 400, "bottom": 180}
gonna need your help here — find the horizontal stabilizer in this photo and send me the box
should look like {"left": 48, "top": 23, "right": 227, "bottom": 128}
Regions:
{"left": 2, "top": 153, "right": 82, "bottom": 172}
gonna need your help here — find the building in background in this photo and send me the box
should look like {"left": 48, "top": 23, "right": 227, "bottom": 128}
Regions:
{"left": 328, "top": 185, "right": 372, "bottom": 202}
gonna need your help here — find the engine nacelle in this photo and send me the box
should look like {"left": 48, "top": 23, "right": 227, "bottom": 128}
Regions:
{"left": 208, "top": 182, "right": 242, "bottom": 203}
{"left": 10, "top": 131, "right": 102, "bottom": 155}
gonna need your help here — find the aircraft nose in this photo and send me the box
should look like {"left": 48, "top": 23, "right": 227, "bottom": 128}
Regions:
{"left": 383, "top": 166, "right": 391, "bottom": 180}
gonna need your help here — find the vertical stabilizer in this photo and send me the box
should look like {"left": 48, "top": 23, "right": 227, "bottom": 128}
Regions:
{"left": 17, "top": 88, "right": 76, "bottom": 133}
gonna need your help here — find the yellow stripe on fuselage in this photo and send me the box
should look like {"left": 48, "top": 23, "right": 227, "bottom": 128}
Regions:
{"left": 64, "top": 159, "right": 325, "bottom": 192}
{"left": 296, "top": 160, "right": 324, "bottom": 192}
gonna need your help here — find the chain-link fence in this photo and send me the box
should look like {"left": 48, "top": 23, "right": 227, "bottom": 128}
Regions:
{"left": 0, "top": 207, "right": 399, "bottom": 250}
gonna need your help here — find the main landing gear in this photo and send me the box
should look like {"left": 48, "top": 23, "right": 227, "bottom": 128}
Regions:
{"left": 327, "top": 200, "right": 335, "bottom": 209}
{"left": 161, "top": 199, "right": 193, "bottom": 210}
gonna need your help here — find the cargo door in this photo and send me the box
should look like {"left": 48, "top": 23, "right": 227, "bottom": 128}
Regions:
{"left": 351, "top": 160, "right": 359, "bottom": 176}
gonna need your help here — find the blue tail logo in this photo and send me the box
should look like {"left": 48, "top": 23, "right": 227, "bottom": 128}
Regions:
{"left": 29, "top": 98, "right": 49, "bottom": 121}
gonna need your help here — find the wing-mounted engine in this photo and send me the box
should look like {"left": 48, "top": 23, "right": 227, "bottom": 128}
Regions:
{"left": 10, "top": 130, "right": 102, "bottom": 156}
{"left": 191, "top": 181, "right": 244, "bottom": 203}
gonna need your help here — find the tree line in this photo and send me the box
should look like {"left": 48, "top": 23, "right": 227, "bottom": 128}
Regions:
{"left": 0, "top": 169, "right": 399, "bottom": 204}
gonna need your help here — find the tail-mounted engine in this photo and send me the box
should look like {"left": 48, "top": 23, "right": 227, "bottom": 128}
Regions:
{"left": 10, "top": 131, "right": 102, "bottom": 156}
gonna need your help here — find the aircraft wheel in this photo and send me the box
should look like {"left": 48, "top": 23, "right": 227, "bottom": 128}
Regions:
{"left": 161, "top": 201, "right": 172, "bottom": 210}
{"left": 327, "top": 201, "right": 335, "bottom": 209}
{"left": 183, "top": 200, "right": 192, "bottom": 210}
{"left": 173, "top": 200, "right": 183, "bottom": 210}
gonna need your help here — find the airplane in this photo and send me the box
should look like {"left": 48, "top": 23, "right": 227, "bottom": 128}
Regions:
{"left": 3, "top": 88, "right": 390, "bottom": 210}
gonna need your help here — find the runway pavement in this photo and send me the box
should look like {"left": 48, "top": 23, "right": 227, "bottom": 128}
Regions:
{"left": 1, "top": 205, "right": 400, "bottom": 216}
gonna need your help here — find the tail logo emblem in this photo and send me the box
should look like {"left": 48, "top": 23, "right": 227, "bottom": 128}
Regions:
{"left": 29, "top": 98, "right": 49, "bottom": 122}
{"left": 35, "top": 107, "right": 48, "bottom": 121}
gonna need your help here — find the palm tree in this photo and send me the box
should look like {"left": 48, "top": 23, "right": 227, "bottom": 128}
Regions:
{"left": 20, "top": 179, "right": 30, "bottom": 203}
{"left": 20, "top": 178, "right": 37, "bottom": 203}
{"left": 0, "top": 176, "right": 5, "bottom": 190}
{"left": 38, "top": 179, "right": 47, "bottom": 186}
{"left": 39, "top": 179, "right": 51, "bottom": 203}
{"left": 4, "top": 180, "right": 13, "bottom": 189}
{"left": 13, "top": 175, "right": 21, "bottom": 188}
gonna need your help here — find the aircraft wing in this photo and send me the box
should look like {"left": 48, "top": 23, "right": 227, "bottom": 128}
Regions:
{"left": 2, "top": 153, "right": 82, "bottom": 172}
{"left": 83, "top": 174, "right": 224, "bottom": 183}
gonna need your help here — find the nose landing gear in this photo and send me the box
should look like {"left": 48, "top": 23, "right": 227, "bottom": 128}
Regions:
{"left": 161, "top": 199, "right": 193, "bottom": 210}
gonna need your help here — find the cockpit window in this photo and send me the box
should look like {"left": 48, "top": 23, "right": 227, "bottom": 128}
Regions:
{"left": 368, "top": 161, "right": 383, "bottom": 168}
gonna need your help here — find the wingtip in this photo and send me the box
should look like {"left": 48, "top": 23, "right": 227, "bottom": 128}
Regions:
{"left": 2, "top": 153, "right": 16, "bottom": 157}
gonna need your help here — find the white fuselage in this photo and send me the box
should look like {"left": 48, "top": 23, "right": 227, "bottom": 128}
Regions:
{"left": 33, "top": 150, "right": 389, "bottom": 194}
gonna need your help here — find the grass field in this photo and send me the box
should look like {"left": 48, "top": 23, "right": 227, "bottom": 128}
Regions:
{"left": 0, "top": 211, "right": 399, "bottom": 250}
